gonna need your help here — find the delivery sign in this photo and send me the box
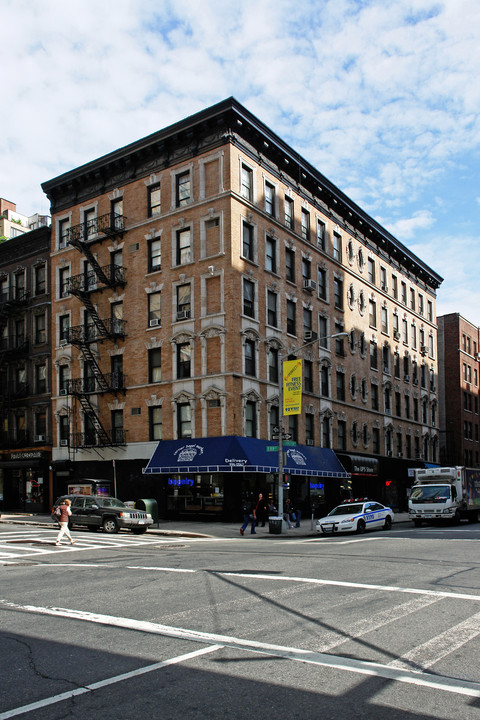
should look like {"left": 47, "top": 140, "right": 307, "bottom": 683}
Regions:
{"left": 282, "top": 359, "right": 302, "bottom": 415}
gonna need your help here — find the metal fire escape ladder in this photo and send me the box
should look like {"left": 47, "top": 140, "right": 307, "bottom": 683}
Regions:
{"left": 76, "top": 394, "right": 112, "bottom": 446}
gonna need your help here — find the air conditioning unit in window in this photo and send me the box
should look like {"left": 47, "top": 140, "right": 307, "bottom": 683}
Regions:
{"left": 34, "top": 435, "right": 45, "bottom": 442}
{"left": 58, "top": 240, "right": 68, "bottom": 249}
{"left": 306, "top": 439, "right": 314, "bottom": 446}
{"left": 59, "top": 389, "right": 67, "bottom": 396}
{"left": 393, "top": 331, "right": 401, "bottom": 341}
{"left": 149, "top": 318, "right": 160, "bottom": 327}
{"left": 404, "top": 374, "right": 410, "bottom": 382}
{"left": 420, "top": 345, "right": 428, "bottom": 355}
{"left": 176, "top": 310, "right": 191, "bottom": 320}
{"left": 303, "top": 279, "right": 317, "bottom": 292}
{"left": 59, "top": 339, "right": 68, "bottom": 346}
{"left": 59, "top": 439, "right": 68, "bottom": 447}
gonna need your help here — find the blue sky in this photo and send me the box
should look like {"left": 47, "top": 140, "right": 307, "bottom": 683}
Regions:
{"left": 2, "top": 0, "right": 480, "bottom": 323}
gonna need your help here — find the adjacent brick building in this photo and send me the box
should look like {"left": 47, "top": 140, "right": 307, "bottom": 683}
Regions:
{"left": 438, "top": 313, "right": 480, "bottom": 466}
{"left": 41, "top": 98, "right": 442, "bottom": 518}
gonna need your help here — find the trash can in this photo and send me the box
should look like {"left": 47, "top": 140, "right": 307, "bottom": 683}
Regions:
{"left": 269, "top": 516, "right": 283, "bottom": 534}
{"left": 136, "top": 498, "right": 159, "bottom": 525}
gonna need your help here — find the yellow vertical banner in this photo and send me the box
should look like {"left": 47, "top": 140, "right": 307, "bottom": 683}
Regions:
{"left": 282, "top": 359, "right": 302, "bottom": 415}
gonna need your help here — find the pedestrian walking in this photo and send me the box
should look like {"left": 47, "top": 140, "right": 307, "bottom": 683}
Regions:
{"left": 255, "top": 492, "right": 268, "bottom": 527}
{"left": 240, "top": 495, "right": 256, "bottom": 535}
{"left": 55, "top": 499, "right": 76, "bottom": 546}
{"left": 283, "top": 499, "right": 294, "bottom": 529}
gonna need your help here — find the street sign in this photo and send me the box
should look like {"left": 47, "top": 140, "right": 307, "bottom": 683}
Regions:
{"left": 266, "top": 445, "right": 279, "bottom": 452}
{"left": 282, "top": 433, "right": 293, "bottom": 441}
{"left": 283, "top": 440, "right": 297, "bottom": 446}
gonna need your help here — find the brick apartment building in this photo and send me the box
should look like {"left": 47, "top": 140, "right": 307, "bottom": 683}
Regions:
{"left": 438, "top": 313, "right": 480, "bottom": 466}
{"left": 0, "top": 208, "right": 52, "bottom": 512}
{"left": 41, "top": 98, "right": 442, "bottom": 519}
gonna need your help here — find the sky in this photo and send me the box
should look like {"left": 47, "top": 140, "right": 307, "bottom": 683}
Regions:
{"left": 2, "top": 0, "right": 480, "bottom": 323}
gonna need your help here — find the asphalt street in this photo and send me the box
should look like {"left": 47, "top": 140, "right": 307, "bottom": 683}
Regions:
{"left": 0, "top": 519, "right": 479, "bottom": 720}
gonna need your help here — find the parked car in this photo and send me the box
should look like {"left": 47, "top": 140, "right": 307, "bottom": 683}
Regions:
{"left": 316, "top": 499, "right": 394, "bottom": 535}
{"left": 52, "top": 495, "right": 153, "bottom": 534}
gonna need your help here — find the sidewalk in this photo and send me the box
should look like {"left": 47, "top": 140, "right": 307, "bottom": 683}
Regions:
{"left": 0, "top": 512, "right": 411, "bottom": 538}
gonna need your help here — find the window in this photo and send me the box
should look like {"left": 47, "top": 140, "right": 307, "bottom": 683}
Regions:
{"left": 243, "top": 278, "right": 255, "bottom": 318}
{"left": 320, "top": 365, "right": 329, "bottom": 396}
{"left": 317, "top": 220, "right": 326, "bottom": 250}
{"left": 304, "top": 360, "right": 313, "bottom": 392}
{"left": 242, "top": 221, "right": 254, "bottom": 261}
{"left": 111, "top": 355, "right": 124, "bottom": 390}
{"left": 268, "top": 347, "right": 279, "bottom": 383}
{"left": 58, "top": 364, "right": 69, "bottom": 394}
{"left": 368, "top": 257, "right": 375, "bottom": 284}
{"left": 333, "top": 232, "right": 342, "bottom": 262}
{"left": 405, "top": 395, "right": 410, "bottom": 419}
{"left": 149, "top": 406, "right": 162, "bottom": 441}
{"left": 317, "top": 267, "right": 327, "bottom": 300}
{"left": 148, "top": 292, "right": 161, "bottom": 326}
{"left": 371, "top": 383, "right": 379, "bottom": 410}
{"left": 381, "top": 306, "right": 388, "bottom": 334}
{"left": 380, "top": 267, "right": 387, "bottom": 291}
{"left": 383, "top": 344, "right": 390, "bottom": 373}
{"left": 370, "top": 341, "right": 378, "bottom": 370}
{"left": 34, "top": 265, "right": 46, "bottom": 295}
{"left": 264, "top": 181, "right": 275, "bottom": 217}
{"left": 303, "top": 307, "right": 312, "bottom": 337}
{"left": 176, "top": 171, "right": 191, "bottom": 207}
{"left": 285, "top": 197, "right": 294, "bottom": 229}
{"left": 244, "top": 339, "right": 256, "bottom": 376}
{"left": 147, "top": 183, "right": 161, "bottom": 217}
{"left": 269, "top": 405, "right": 279, "bottom": 439}
{"left": 427, "top": 300, "right": 433, "bottom": 322}
{"left": 266, "top": 236, "right": 277, "bottom": 273}
{"left": 177, "top": 342, "right": 191, "bottom": 378}
{"left": 83, "top": 207, "right": 96, "bottom": 240}
{"left": 401, "top": 281, "right": 407, "bottom": 304}
{"left": 322, "top": 416, "right": 331, "bottom": 448}
{"left": 59, "top": 267, "right": 70, "bottom": 298}
{"left": 285, "top": 247, "right": 295, "bottom": 282}
{"left": 369, "top": 299, "right": 377, "bottom": 328}
{"left": 267, "top": 290, "right": 278, "bottom": 327}
{"left": 241, "top": 164, "right": 253, "bottom": 201}
{"left": 392, "top": 275, "right": 398, "bottom": 299}
{"left": 305, "top": 413, "right": 314, "bottom": 444}
{"left": 418, "top": 294, "right": 424, "bottom": 316}
{"left": 36, "top": 363, "right": 47, "bottom": 394}
{"left": 337, "top": 420, "right": 346, "bottom": 451}
{"left": 148, "top": 237, "right": 161, "bottom": 273}
{"left": 111, "top": 410, "right": 124, "bottom": 444}
{"left": 14, "top": 272, "right": 25, "bottom": 300}
{"left": 395, "top": 391, "right": 401, "bottom": 417}
{"left": 59, "top": 218, "right": 70, "bottom": 248}
{"left": 59, "top": 415, "right": 70, "bottom": 444}
{"left": 334, "top": 277, "right": 343, "bottom": 310}
{"left": 59, "top": 314, "right": 70, "bottom": 344}
{"left": 245, "top": 400, "right": 257, "bottom": 437}
{"left": 302, "top": 257, "right": 311, "bottom": 283}
{"left": 318, "top": 316, "right": 328, "bottom": 348}
{"left": 111, "top": 198, "right": 123, "bottom": 230}
{"left": 177, "top": 402, "right": 192, "bottom": 438}
{"left": 336, "top": 371, "right": 345, "bottom": 401}
{"left": 148, "top": 348, "right": 162, "bottom": 383}
{"left": 111, "top": 302, "right": 123, "bottom": 334}
{"left": 384, "top": 386, "right": 391, "bottom": 413}
{"left": 335, "top": 324, "right": 346, "bottom": 356}
{"left": 372, "top": 427, "right": 380, "bottom": 454}
{"left": 176, "top": 284, "right": 191, "bottom": 319}
{"left": 34, "top": 314, "right": 46, "bottom": 345}
{"left": 286, "top": 299, "right": 296, "bottom": 335}
{"left": 410, "top": 288, "right": 415, "bottom": 311}
{"left": 176, "top": 228, "right": 191, "bottom": 265}
{"left": 301, "top": 209, "right": 310, "bottom": 241}
{"left": 288, "top": 414, "right": 298, "bottom": 443}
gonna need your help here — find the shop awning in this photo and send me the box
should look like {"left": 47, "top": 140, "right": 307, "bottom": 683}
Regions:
{"left": 336, "top": 454, "right": 379, "bottom": 476}
{"left": 144, "top": 436, "right": 349, "bottom": 478}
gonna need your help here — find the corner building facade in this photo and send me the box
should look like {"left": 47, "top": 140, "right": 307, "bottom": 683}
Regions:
{"left": 42, "top": 98, "right": 442, "bottom": 518}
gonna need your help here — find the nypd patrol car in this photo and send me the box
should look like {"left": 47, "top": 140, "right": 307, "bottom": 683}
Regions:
{"left": 316, "top": 499, "right": 394, "bottom": 534}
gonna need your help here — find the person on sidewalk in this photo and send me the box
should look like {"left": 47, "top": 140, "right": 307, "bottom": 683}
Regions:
{"left": 255, "top": 492, "right": 268, "bottom": 527}
{"left": 240, "top": 495, "right": 256, "bottom": 535}
{"left": 55, "top": 499, "right": 76, "bottom": 546}
{"left": 283, "top": 499, "right": 294, "bottom": 529}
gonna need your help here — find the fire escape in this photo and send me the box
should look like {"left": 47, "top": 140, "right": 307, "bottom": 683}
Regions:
{"left": 65, "top": 212, "right": 127, "bottom": 449}
{"left": 0, "top": 289, "right": 30, "bottom": 449}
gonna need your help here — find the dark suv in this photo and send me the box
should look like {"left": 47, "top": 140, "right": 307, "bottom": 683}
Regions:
{"left": 53, "top": 495, "right": 153, "bottom": 534}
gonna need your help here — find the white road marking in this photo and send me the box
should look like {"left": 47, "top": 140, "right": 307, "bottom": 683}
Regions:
{"left": 0, "top": 644, "right": 221, "bottom": 720}
{"left": 389, "top": 611, "right": 480, "bottom": 670}
{"left": 1, "top": 599, "right": 480, "bottom": 700}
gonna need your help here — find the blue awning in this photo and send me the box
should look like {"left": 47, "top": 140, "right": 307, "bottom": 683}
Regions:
{"left": 144, "top": 436, "right": 349, "bottom": 478}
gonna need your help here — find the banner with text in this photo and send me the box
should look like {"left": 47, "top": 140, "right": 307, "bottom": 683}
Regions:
{"left": 282, "top": 359, "right": 302, "bottom": 415}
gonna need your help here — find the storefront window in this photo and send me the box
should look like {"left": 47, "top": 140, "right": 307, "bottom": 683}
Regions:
{"left": 167, "top": 474, "right": 224, "bottom": 517}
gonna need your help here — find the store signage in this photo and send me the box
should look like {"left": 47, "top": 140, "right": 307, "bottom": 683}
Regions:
{"left": 310, "top": 482, "right": 325, "bottom": 490}
{"left": 283, "top": 359, "right": 302, "bottom": 416}
{"left": 285, "top": 448, "right": 307, "bottom": 466}
{"left": 168, "top": 477, "right": 194, "bottom": 487}
{"left": 174, "top": 444, "right": 204, "bottom": 463}
{"left": 10, "top": 451, "right": 45, "bottom": 461}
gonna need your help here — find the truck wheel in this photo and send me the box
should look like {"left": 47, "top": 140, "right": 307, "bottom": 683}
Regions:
{"left": 103, "top": 518, "right": 119, "bottom": 534}
{"left": 413, "top": 520, "right": 422, "bottom": 527}
{"left": 383, "top": 515, "right": 392, "bottom": 530}
{"left": 451, "top": 511, "right": 461, "bottom": 526}
{"left": 356, "top": 519, "right": 366, "bottom": 534}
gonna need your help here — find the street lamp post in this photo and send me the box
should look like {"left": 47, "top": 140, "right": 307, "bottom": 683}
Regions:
{"left": 276, "top": 331, "right": 349, "bottom": 532}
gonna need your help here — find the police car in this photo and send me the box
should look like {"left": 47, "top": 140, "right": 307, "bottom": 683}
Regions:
{"left": 316, "top": 499, "right": 394, "bottom": 535}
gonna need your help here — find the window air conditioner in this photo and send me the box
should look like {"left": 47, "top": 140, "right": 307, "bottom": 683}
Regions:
{"left": 34, "top": 435, "right": 45, "bottom": 442}
{"left": 420, "top": 345, "right": 428, "bottom": 355}
{"left": 306, "top": 439, "right": 314, "bottom": 446}
{"left": 59, "top": 389, "right": 67, "bottom": 396}
{"left": 303, "top": 279, "right": 317, "bottom": 292}
{"left": 177, "top": 310, "right": 190, "bottom": 320}
{"left": 149, "top": 318, "right": 160, "bottom": 327}
{"left": 393, "top": 331, "right": 400, "bottom": 341}
{"left": 59, "top": 439, "right": 68, "bottom": 447}
{"left": 59, "top": 339, "right": 68, "bottom": 346}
